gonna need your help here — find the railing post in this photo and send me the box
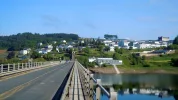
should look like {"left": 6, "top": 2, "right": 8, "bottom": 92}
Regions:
{"left": 96, "top": 79, "right": 101, "bottom": 100}
{"left": 22, "top": 63, "right": 24, "bottom": 69}
{"left": 32, "top": 62, "right": 34, "bottom": 68}
{"left": 13, "top": 63, "right": 15, "bottom": 71}
{"left": 26, "top": 63, "right": 27, "bottom": 69}
{"left": 18, "top": 63, "right": 20, "bottom": 70}
{"left": 30, "top": 62, "right": 32, "bottom": 68}
{"left": 90, "top": 74, "right": 94, "bottom": 97}
{"left": 110, "top": 88, "right": 117, "bottom": 100}
{"left": 29, "top": 62, "right": 30, "bottom": 68}
{"left": 1, "top": 64, "right": 3, "bottom": 73}
{"left": 8, "top": 64, "right": 10, "bottom": 72}
{"left": 86, "top": 70, "right": 90, "bottom": 94}
{"left": 35, "top": 62, "right": 37, "bottom": 67}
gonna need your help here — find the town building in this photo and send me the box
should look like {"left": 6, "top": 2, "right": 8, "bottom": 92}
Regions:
{"left": 19, "top": 50, "right": 28, "bottom": 55}
{"left": 104, "top": 34, "right": 118, "bottom": 40}
{"left": 158, "top": 36, "right": 169, "bottom": 42}
{"left": 89, "top": 57, "right": 122, "bottom": 65}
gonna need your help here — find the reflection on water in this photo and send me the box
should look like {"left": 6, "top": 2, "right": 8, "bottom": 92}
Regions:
{"left": 94, "top": 73, "right": 178, "bottom": 100}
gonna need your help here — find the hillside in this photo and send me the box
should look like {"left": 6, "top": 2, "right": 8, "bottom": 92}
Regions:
{"left": 0, "top": 32, "right": 79, "bottom": 50}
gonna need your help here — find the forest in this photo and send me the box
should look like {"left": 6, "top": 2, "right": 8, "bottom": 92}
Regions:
{"left": 0, "top": 32, "right": 79, "bottom": 50}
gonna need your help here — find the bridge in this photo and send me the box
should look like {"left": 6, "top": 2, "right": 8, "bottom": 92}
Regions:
{"left": 0, "top": 60, "right": 117, "bottom": 100}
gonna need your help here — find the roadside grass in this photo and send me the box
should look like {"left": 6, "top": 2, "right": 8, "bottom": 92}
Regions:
{"left": 0, "top": 50, "right": 8, "bottom": 58}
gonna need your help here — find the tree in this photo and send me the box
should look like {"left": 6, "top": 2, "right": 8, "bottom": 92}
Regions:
{"left": 113, "top": 53, "right": 120, "bottom": 60}
{"left": 171, "top": 58, "right": 178, "bottom": 67}
{"left": 115, "top": 47, "right": 119, "bottom": 53}
{"left": 167, "top": 44, "right": 178, "bottom": 50}
{"left": 129, "top": 46, "right": 133, "bottom": 50}
{"left": 105, "top": 46, "right": 110, "bottom": 52}
{"left": 83, "top": 47, "right": 90, "bottom": 54}
{"left": 118, "top": 48, "right": 124, "bottom": 54}
{"left": 31, "top": 51, "right": 41, "bottom": 59}
{"left": 173, "top": 35, "right": 178, "bottom": 45}
{"left": 0, "top": 33, "right": 79, "bottom": 50}
{"left": 98, "top": 45, "right": 104, "bottom": 52}
{"left": 142, "top": 56, "right": 146, "bottom": 60}
{"left": 7, "top": 51, "right": 15, "bottom": 59}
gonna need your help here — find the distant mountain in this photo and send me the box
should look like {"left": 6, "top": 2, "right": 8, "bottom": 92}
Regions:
{"left": 0, "top": 32, "right": 79, "bottom": 50}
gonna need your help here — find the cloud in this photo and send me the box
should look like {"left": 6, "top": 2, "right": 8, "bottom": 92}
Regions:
{"left": 41, "top": 15, "right": 68, "bottom": 29}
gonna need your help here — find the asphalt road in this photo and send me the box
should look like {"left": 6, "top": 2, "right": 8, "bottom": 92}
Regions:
{"left": 0, "top": 62, "right": 74, "bottom": 100}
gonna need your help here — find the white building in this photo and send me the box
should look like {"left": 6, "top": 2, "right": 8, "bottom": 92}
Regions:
{"left": 38, "top": 43, "right": 43, "bottom": 46}
{"left": 53, "top": 41, "right": 57, "bottom": 44}
{"left": 81, "top": 40, "right": 85, "bottom": 44}
{"left": 64, "top": 45, "right": 73, "bottom": 49}
{"left": 96, "top": 58, "right": 122, "bottom": 65}
{"left": 63, "top": 40, "right": 66, "bottom": 43}
{"left": 103, "top": 40, "right": 112, "bottom": 46}
{"left": 110, "top": 46, "right": 115, "bottom": 52}
{"left": 89, "top": 57, "right": 96, "bottom": 62}
{"left": 137, "top": 43, "right": 151, "bottom": 49}
{"left": 119, "top": 40, "right": 130, "bottom": 48}
{"left": 19, "top": 50, "right": 28, "bottom": 55}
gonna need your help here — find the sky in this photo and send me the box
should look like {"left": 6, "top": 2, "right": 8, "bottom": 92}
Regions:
{"left": 0, "top": 0, "right": 178, "bottom": 40}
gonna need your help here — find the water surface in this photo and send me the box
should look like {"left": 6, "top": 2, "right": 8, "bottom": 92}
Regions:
{"left": 94, "top": 73, "right": 178, "bottom": 100}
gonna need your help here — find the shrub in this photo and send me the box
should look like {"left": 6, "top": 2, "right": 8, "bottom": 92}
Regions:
{"left": 102, "top": 64, "right": 107, "bottom": 67}
{"left": 143, "top": 63, "right": 150, "bottom": 67}
{"left": 171, "top": 58, "right": 178, "bottom": 67}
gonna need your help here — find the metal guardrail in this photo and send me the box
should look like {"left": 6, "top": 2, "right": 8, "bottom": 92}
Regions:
{"left": 0, "top": 61, "right": 62, "bottom": 77}
{"left": 77, "top": 61, "right": 117, "bottom": 100}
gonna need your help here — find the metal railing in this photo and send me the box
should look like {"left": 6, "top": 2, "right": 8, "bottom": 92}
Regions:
{"left": 0, "top": 61, "right": 62, "bottom": 77}
{"left": 77, "top": 61, "right": 117, "bottom": 100}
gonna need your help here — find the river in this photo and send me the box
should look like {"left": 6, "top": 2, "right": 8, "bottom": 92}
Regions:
{"left": 94, "top": 73, "right": 178, "bottom": 100}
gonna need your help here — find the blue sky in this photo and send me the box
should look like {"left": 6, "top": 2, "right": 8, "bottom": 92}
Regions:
{"left": 0, "top": 0, "right": 178, "bottom": 40}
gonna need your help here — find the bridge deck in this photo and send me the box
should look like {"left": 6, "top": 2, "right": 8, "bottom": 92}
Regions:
{"left": 0, "top": 62, "right": 73, "bottom": 100}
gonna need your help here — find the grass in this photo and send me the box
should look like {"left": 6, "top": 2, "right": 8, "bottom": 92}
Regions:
{"left": 117, "top": 65, "right": 178, "bottom": 73}
{"left": 76, "top": 48, "right": 178, "bottom": 71}
{"left": 0, "top": 50, "right": 8, "bottom": 58}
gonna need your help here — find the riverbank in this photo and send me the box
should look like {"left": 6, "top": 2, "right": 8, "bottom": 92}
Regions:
{"left": 89, "top": 66, "right": 178, "bottom": 74}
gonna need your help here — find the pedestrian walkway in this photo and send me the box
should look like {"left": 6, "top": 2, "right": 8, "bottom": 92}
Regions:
{"left": 68, "top": 65, "right": 84, "bottom": 100}
{"left": 113, "top": 64, "right": 120, "bottom": 74}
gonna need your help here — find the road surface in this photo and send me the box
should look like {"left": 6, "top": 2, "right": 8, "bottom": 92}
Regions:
{"left": 0, "top": 62, "right": 74, "bottom": 100}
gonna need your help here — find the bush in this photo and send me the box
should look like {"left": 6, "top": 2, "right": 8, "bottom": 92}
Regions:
{"left": 7, "top": 51, "right": 16, "bottom": 59}
{"left": 33, "top": 58, "right": 46, "bottom": 62}
{"left": 171, "top": 58, "right": 178, "bottom": 67}
{"left": 113, "top": 53, "right": 120, "bottom": 60}
{"left": 143, "top": 63, "right": 150, "bottom": 67}
{"left": 102, "top": 64, "right": 107, "bottom": 67}
{"left": 88, "top": 62, "right": 95, "bottom": 68}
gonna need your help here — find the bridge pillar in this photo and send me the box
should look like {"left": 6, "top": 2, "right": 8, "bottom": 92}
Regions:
{"left": 96, "top": 79, "right": 101, "bottom": 100}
